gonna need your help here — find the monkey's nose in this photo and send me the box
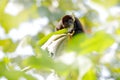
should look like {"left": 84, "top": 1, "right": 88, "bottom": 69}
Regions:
{"left": 68, "top": 20, "right": 73, "bottom": 25}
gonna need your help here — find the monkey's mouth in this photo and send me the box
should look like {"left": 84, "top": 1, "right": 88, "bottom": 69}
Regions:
{"left": 67, "top": 24, "right": 74, "bottom": 34}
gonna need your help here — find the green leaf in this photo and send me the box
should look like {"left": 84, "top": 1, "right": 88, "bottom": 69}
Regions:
{"left": 80, "top": 11, "right": 100, "bottom": 29}
{"left": 23, "top": 53, "right": 54, "bottom": 70}
{"left": 58, "top": 0, "right": 76, "bottom": 11}
{"left": 53, "top": 62, "right": 70, "bottom": 75}
{"left": 37, "top": 29, "right": 68, "bottom": 46}
{"left": 0, "top": 0, "right": 8, "bottom": 13}
{"left": 0, "top": 39, "right": 18, "bottom": 52}
{"left": 67, "top": 31, "right": 115, "bottom": 54}
{"left": 79, "top": 31, "right": 114, "bottom": 54}
{"left": 66, "top": 33, "right": 87, "bottom": 52}
{"left": 0, "top": 5, "right": 39, "bottom": 33}
{"left": 2, "top": 70, "right": 36, "bottom": 80}
{"left": 82, "top": 68, "right": 97, "bottom": 80}
{"left": 0, "top": 60, "right": 36, "bottom": 80}
{"left": 0, "top": 61, "right": 6, "bottom": 75}
{"left": 66, "top": 68, "right": 79, "bottom": 80}
{"left": 41, "top": 0, "right": 52, "bottom": 7}
{"left": 23, "top": 51, "right": 69, "bottom": 75}
{"left": 115, "top": 28, "right": 120, "bottom": 35}
{"left": 92, "top": 0, "right": 119, "bottom": 8}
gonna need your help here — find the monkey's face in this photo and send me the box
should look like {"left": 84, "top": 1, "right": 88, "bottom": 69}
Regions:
{"left": 62, "top": 15, "right": 75, "bottom": 33}
{"left": 63, "top": 18, "right": 74, "bottom": 27}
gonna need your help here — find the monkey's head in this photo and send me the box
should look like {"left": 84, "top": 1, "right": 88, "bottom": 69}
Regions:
{"left": 56, "top": 15, "right": 85, "bottom": 36}
{"left": 62, "top": 15, "right": 75, "bottom": 27}
{"left": 62, "top": 15, "right": 75, "bottom": 33}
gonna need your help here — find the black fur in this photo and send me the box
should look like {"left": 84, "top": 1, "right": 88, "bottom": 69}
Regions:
{"left": 56, "top": 15, "right": 85, "bottom": 36}
{"left": 73, "top": 17, "right": 84, "bottom": 35}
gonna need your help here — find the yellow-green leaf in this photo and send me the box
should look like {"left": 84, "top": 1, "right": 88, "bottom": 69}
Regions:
{"left": 37, "top": 29, "right": 68, "bottom": 46}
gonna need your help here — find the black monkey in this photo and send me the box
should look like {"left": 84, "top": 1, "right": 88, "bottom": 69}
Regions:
{"left": 40, "top": 15, "right": 85, "bottom": 57}
{"left": 56, "top": 15, "right": 85, "bottom": 36}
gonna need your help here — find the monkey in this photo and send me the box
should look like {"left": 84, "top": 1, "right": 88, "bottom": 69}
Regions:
{"left": 56, "top": 15, "right": 85, "bottom": 36}
{"left": 41, "top": 15, "right": 85, "bottom": 57}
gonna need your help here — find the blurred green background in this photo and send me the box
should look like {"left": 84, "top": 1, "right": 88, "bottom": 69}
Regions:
{"left": 0, "top": 0, "right": 120, "bottom": 80}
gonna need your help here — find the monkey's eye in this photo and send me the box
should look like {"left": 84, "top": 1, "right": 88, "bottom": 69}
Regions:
{"left": 64, "top": 19, "right": 69, "bottom": 23}
{"left": 63, "top": 20, "right": 69, "bottom": 25}
{"left": 68, "top": 19, "right": 73, "bottom": 23}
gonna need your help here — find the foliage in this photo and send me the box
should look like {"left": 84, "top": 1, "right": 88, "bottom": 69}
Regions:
{"left": 0, "top": 0, "right": 120, "bottom": 80}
